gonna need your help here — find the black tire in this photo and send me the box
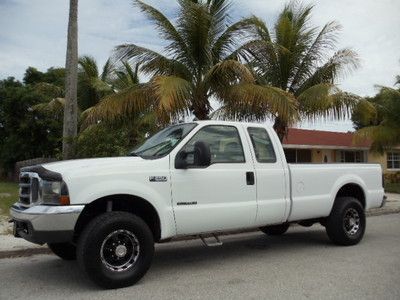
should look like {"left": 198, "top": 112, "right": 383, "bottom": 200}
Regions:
{"left": 48, "top": 242, "right": 76, "bottom": 260}
{"left": 260, "top": 223, "right": 290, "bottom": 236}
{"left": 77, "top": 212, "right": 154, "bottom": 289}
{"left": 326, "top": 197, "right": 366, "bottom": 246}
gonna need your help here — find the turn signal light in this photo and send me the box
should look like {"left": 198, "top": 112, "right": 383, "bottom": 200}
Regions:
{"left": 60, "top": 196, "right": 70, "bottom": 206}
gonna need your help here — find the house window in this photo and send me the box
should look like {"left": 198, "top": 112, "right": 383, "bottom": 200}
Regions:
{"left": 387, "top": 152, "right": 400, "bottom": 169}
{"left": 284, "top": 149, "right": 311, "bottom": 163}
{"left": 338, "top": 151, "right": 365, "bottom": 163}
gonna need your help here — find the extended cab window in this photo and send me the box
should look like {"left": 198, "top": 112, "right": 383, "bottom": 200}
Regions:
{"left": 247, "top": 127, "right": 276, "bottom": 163}
{"left": 183, "top": 125, "right": 245, "bottom": 163}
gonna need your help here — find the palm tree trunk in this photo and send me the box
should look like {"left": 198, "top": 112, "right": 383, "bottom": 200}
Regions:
{"left": 273, "top": 116, "right": 288, "bottom": 142}
{"left": 62, "top": 0, "right": 78, "bottom": 159}
{"left": 192, "top": 89, "right": 210, "bottom": 120}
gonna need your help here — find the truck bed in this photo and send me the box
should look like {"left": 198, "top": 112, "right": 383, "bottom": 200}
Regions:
{"left": 287, "top": 163, "right": 384, "bottom": 221}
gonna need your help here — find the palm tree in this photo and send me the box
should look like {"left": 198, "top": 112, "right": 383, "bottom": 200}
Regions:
{"left": 85, "top": 0, "right": 297, "bottom": 127}
{"left": 354, "top": 84, "right": 400, "bottom": 152}
{"left": 78, "top": 56, "right": 114, "bottom": 110}
{"left": 113, "top": 61, "right": 140, "bottom": 90}
{"left": 237, "top": 1, "right": 360, "bottom": 139}
{"left": 63, "top": 0, "right": 79, "bottom": 159}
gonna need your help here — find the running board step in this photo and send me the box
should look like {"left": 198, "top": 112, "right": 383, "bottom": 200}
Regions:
{"left": 200, "top": 234, "right": 223, "bottom": 247}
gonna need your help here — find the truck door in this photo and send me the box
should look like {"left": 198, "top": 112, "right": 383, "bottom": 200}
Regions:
{"left": 170, "top": 124, "right": 257, "bottom": 235}
{"left": 245, "top": 126, "right": 289, "bottom": 226}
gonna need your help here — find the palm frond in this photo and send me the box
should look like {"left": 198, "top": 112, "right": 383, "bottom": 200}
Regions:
{"left": 355, "top": 125, "right": 400, "bottom": 153}
{"left": 33, "top": 97, "right": 65, "bottom": 117}
{"left": 205, "top": 59, "right": 254, "bottom": 94}
{"left": 220, "top": 83, "right": 298, "bottom": 125}
{"left": 133, "top": 0, "right": 190, "bottom": 62}
{"left": 212, "top": 16, "right": 260, "bottom": 61}
{"left": 207, "top": 0, "right": 232, "bottom": 44}
{"left": 83, "top": 83, "right": 151, "bottom": 126}
{"left": 78, "top": 56, "right": 99, "bottom": 79}
{"left": 151, "top": 75, "right": 192, "bottom": 122}
{"left": 101, "top": 58, "right": 115, "bottom": 82}
{"left": 114, "top": 44, "right": 192, "bottom": 80}
{"left": 297, "top": 48, "right": 360, "bottom": 95}
{"left": 351, "top": 99, "right": 378, "bottom": 127}
{"left": 290, "top": 21, "right": 342, "bottom": 91}
{"left": 298, "top": 83, "right": 360, "bottom": 119}
{"left": 177, "top": 0, "right": 213, "bottom": 76}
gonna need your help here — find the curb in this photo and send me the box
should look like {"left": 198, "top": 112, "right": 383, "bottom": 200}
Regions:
{"left": 0, "top": 248, "right": 51, "bottom": 259}
{"left": 0, "top": 209, "right": 399, "bottom": 259}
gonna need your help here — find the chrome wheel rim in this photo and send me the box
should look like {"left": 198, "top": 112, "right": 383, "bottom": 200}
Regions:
{"left": 100, "top": 229, "right": 140, "bottom": 272}
{"left": 343, "top": 208, "right": 361, "bottom": 236}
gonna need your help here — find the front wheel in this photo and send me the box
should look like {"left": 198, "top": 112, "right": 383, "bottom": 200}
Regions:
{"left": 77, "top": 212, "right": 154, "bottom": 289}
{"left": 260, "top": 223, "right": 290, "bottom": 236}
{"left": 326, "top": 197, "right": 366, "bottom": 246}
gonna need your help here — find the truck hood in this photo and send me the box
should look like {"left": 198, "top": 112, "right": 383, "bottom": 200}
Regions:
{"left": 42, "top": 157, "right": 153, "bottom": 179}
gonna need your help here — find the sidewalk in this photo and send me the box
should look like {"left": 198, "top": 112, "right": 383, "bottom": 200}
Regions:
{"left": 0, "top": 193, "right": 399, "bottom": 258}
{"left": 367, "top": 193, "right": 400, "bottom": 216}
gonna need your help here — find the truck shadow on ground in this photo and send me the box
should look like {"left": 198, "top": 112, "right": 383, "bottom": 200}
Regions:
{"left": 11, "top": 227, "right": 341, "bottom": 290}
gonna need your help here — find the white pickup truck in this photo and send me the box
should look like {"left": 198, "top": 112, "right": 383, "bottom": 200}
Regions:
{"left": 11, "top": 121, "right": 385, "bottom": 288}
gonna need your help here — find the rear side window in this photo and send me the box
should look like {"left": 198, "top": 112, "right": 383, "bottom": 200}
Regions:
{"left": 183, "top": 125, "right": 245, "bottom": 164}
{"left": 247, "top": 127, "right": 276, "bottom": 163}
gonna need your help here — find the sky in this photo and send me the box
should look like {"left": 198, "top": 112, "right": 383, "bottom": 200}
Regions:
{"left": 0, "top": 0, "right": 399, "bottom": 132}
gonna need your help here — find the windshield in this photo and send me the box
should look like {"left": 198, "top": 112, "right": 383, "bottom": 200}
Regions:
{"left": 130, "top": 123, "right": 197, "bottom": 159}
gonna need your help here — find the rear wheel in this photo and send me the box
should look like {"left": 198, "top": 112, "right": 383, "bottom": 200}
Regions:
{"left": 326, "top": 197, "right": 365, "bottom": 246}
{"left": 48, "top": 242, "right": 76, "bottom": 260}
{"left": 77, "top": 212, "right": 154, "bottom": 289}
{"left": 260, "top": 223, "right": 290, "bottom": 236}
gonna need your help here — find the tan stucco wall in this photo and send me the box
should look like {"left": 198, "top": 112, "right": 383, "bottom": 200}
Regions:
{"left": 311, "top": 149, "right": 335, "bottom": 163}
{"left": 311, "top": 149, "right": 322, "bottom": 163}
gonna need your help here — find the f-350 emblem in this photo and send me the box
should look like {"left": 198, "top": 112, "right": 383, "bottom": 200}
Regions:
{"left": 149, "top": 176, "right": 167, "bottom": 182}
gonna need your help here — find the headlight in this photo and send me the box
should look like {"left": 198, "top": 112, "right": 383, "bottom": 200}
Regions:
{"left": 39, "top": 180, "right": 70, "bottom": 205}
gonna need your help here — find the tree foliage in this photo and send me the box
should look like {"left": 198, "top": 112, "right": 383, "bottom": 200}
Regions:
{"left": 0, "top": 76, "right": 63, "bottom": 173}
{"left": 85, "top": 0, "right": 297, "bottom": 128}
{"left": 233, "top": 1, "right": 360, "bottom": 139}
{"left": 353, "top": 83, "right": 400, "bottom": 152}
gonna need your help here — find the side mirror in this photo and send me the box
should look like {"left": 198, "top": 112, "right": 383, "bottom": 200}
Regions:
{"left": 175, "top": 151, "right": 189, "bottom": 169}
{"left": 193, "top": 141, "right": 211, "bottom": 167}
{"left": 175, "top": 141, "right": 211, "bottom": 169}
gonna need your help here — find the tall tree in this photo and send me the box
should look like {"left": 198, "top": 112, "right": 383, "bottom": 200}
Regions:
{"left": 237, "top": 1, "right": 360, "bottom": 140}
{"left": 353, "top": 82, "right": 400, "bottom": 152}
{"left": 85, "top": 0, "right": 296, "bottom": 127}
{"left": 63, "top": 0, "right": 78, "bottom": 159}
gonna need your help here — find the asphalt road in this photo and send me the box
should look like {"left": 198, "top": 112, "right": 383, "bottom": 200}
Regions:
{"left": 0, "top": 214, "right": 399, "bottom": 300}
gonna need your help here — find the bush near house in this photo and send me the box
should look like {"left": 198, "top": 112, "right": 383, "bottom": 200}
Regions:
{"left": 384, "top": 171, "right": 400, "bottom": 184}
{"left": 385, "top": 183, "right": 400, "bottom": 194}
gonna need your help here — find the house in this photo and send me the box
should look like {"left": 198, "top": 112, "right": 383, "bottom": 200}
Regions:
{"left": 282, "top": 128, "right": 400, "bottom": 173}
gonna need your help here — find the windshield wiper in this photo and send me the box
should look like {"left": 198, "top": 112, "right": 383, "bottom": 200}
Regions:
{"left": 128, "top": 151, "right": 140, "bottom": 157}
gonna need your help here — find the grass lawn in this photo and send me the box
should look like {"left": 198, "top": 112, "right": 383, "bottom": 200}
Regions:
{"left": 385, "top": 182, "right": 400, "bottom": 194}
{"left": 0, "top": 181, "right": 18, "bottom": 216}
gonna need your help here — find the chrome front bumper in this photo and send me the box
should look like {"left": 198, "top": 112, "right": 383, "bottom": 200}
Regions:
{"left": 10, "top": 203, "right": 84, "bottom": 245}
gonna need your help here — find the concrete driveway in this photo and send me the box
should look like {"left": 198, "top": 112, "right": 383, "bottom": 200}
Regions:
{"left": 0, "top": 214, "right": 399, "bottom": 300}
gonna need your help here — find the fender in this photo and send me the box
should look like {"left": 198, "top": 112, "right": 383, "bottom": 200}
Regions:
{"left": 68, "top": 179, "right": 176, "bottom": 239}
{"left": 329, "top": 174, "right": 367, "bottom": 212}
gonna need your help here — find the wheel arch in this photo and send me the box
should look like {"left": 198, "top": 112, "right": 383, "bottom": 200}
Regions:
{"left": 74, "top": 194, "right": 162, "bottom": 242}
{"left": 334, "top": 183, "right": 366, "bottom": 209}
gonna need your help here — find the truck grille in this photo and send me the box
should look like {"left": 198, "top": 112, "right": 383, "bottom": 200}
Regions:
{"left": 19, "top": 172, "right": 40, "bottom": 207}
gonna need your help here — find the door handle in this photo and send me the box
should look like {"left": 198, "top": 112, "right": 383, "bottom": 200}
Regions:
{"left": 246, "top": 171, "right": 255, "bottom": 185}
